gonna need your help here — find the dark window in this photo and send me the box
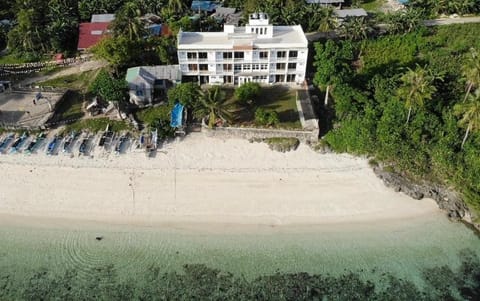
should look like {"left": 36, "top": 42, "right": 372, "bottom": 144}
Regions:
{"left": 223, "top": 64, "right": 232, "bottom": 71}
{"left": 223, "top": 52, "right": 232, "bottom": 59}
{"left": 199, "top": 64, "right": 208, "bottom": 71}
{"left": 234, "top": 52, "right": 244, "bottom": 59}
{"left": 188, "top": 64, "right": 198, "bottom": 71}
{"left": 277, "top": 51, "right": 286, "bottom": 58}
{"left": 276, "top": 63, "right": 286, "bottom": 70}
{"left": 187, "top": 52, "right": 197, "bottom": 59}
{"left": 286, "top": 74, "right": 295, "bottom": 82}
{"left": 199, "top": 52, "right": 207, "bottom": 59}
{"left": 259, "top": 51, "right": 268, "bottom": 59}
{"left": 289, "top": 51, "right": 298, "bottom": 58}
{"left": 288, "top": 63, "right": 296, "bottom": 70}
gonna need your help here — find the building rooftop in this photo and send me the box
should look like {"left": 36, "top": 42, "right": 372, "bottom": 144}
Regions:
{"left": 77, "top": 22, "right": 110, "bottom": 50}
{"left": 126, "top": 65, "right": 181, "bottom": 86}
{"left": 191, "top": 1, "right": 217, "bottom": 12}
{"left": 335, "top": 8, "right": 368, "bottom": 18}
{"left": 306, "top": 0, "right": 344, "bottom": 3}
{"left": 178, "top": 25, "right": 308, "bottom": 50}
{"left": 91, "top": 14, "right": 115, "bottom": 23}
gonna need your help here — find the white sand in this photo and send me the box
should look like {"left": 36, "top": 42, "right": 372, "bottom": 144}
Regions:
{"left": 0, "top": 134, "right": 440, "bottom": 226}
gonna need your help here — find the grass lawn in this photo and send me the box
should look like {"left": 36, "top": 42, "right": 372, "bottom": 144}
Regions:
{"left": 233, "top": 86, "right": 301, "bottom": 129}
{"left": 0, "top": 53, "right": 51, "bottom": 64}
{"left": 136, "top": 105, "right": 172, "bottom": 126}
{"left": 50, "top": 90, "right": 86, "bottom": 124}
{"left": 65, "top": 117, "right": 131, "bottom": 133}
{"left": 38, "top": 69, "right": 101, "bottom": 90}
{"left": 360, "top": 0, "right": 385, "bottom": 11}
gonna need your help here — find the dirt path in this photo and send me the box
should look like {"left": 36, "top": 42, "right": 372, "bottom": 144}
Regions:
{"left": 19, "top": 59, "right": 108, "bottom": 87}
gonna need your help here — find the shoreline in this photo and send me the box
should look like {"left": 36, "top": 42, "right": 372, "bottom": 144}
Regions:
{"left": 0, "top": 134, "right": 444, "bottom": 230}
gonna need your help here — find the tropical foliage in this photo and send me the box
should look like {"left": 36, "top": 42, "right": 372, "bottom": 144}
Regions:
{"left": 195, "top": 86, "right": 235, "bottom": 128}
{"left": 89, "top": 69, "right": 127, "bottom": 104}
{"left": 315, "top": 24, "right": 480, "bottom": 215}
{"left": 167, "top": 82, "right": 200, "bottom": 107}
{"left": 234, "top": 82, "right": 261, "bottom": 105}
{"left": 407, "top": 0, "right": 480, "bottom": 17}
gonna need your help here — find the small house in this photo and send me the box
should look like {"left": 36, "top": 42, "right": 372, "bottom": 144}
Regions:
{"left": 77, "top": 14, "right": 115, "bottom": 50}
{"left": 126, "top": 65, "right": 182, "bottom": 107}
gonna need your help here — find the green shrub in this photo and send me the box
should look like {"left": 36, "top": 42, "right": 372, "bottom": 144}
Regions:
{"left": 254, "top": 108, "right": 279, "bottom": 127}
{"left": 234, "top": 82, "right": 261, "bottom": 105}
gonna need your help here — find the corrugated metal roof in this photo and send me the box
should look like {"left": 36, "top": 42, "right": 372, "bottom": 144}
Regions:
{"left": 77, "top": 22, "right": 110, "bottom": 50}
{"left": 306, "top": 0, "right": 344, "bottom": 3}
{"left": 91, "top": 14, "right": 115, "bottom": 23}
{"left": 335, "top": 8, "right": 368, "bottom": 18}
{"left": 126, "top": 65, "right": 182, "bottom": 85}
{"left": 191, "top": 1, "right": 217, "bottom": 12}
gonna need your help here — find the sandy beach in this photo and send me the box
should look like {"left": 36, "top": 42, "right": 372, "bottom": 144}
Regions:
{"left": 0, "top": 133, "right": 440, "bottom": 226}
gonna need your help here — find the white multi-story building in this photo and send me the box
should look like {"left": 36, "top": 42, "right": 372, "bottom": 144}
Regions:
{"left": 177, "top": 13, "right": 308, "bottom": 86}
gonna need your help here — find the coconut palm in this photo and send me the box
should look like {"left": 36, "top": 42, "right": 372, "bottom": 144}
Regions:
{"left": 111, "top": 2, "right": 146, "bottom": 40}
{"left": 195, "top": 86, "right": 235, "bottom": 128}
{"left": 318, "top": 6, "right": 337, "bottom": 34}
{"left": 167, "top": 0, "right": 185, "bottom": 15}
{"left": 338, "top": 16, "right": 373, "bottom": 41}
{"left": 397, "top": 65, "right": 439, "bottom": 124}
{"left": 454, "top": 88, "right": 480, "bottom": 149}
{"left": 462, "top": 48, "right": 480, "bottom": 102}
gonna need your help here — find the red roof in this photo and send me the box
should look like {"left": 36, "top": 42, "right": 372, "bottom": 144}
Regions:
{"left": 161, "top": 24, "right": 172, "bottom": 37}
{"left": 77, "top": 22, "right": 110, "bottom": 50}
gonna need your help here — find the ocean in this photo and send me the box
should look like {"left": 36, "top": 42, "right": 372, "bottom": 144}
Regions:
{"left": 0, "top": 212, "right": 479, "bottom": 299}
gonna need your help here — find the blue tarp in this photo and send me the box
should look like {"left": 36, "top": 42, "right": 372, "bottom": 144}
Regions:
{"left": 148, "top": 24, "right": 162, "bottom": 36}
{"left": 170, "top": 103, "right": 184, "bottom": 128}
{"left": 191, "top": 1, "right": 217, "bottom": 12}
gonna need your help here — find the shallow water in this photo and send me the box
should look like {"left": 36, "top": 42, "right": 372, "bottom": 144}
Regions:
{"left": 0, "top": 212, "right": 479, "bottom": 295}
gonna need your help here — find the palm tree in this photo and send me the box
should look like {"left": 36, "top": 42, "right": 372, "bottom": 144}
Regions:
{"left": 454, "top": 88, "right": 480, "bottom": 149}
{"left": 318, "top": 7, "right": 337, "bottom": 35}
{"left": 338, "top": 16, "right": 372, "bottom": 41}
{"left": 462, "top": 48, "right": 480, "bottom": 102}
{"left": 397, "top": 65, "right": 438, "bottom": 124}
{"left": 111, "top": 2, "right": 146, "bottom": 40}
{"left": 195, "top": 86, "right": 235, "bottom": 128}
{"left": 167, "top": 0, "right": 185, "bottom": 15}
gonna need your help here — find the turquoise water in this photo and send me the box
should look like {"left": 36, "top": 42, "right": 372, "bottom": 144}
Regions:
{"left": 0, "top": 213, "right": 479, "bottom": 298}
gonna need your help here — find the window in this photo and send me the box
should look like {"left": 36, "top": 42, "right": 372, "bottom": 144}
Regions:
{"left": 187, "top": 52, "right": 197, "bottom": 59}
{"left": 252, "top": 64, "right": 260, "bottom": 70}
{"left": 286, "top": 74, "right": 295, "bottom": 82}
{"left": 275, "top": 75, "right": 285, "bottom": 82}
{"left": 223, "top": 64, "right": 232, "bottom": 71}
{"left": 224, "top": 75, "right": 233, "bottom": 83}
{"left": 136, "top": 90, "right": 143, "bottom": 96}
{"left": 198, "top": 52, "right": 207, "bottom": 59}
{"left": 188, "top": 64, "right": 198, "bottom": 71}
{"left": 243, "top": 64, "right": 251, "bottom": 71}
{"left": 199, "top": 64, "right": 208, "bottom": 71}
{"left": 276, "top": 63, "right": 285, "bottom": 70}
{"left": 277, "top": 51, "right": 286, "bottom": 58}
{"left": 289, "top": 50, "right": 298, "bottom": 58}
{"left": 259, "top": 51, "right": 268, "bottom": 59}
{"left": 223, "top": 52, "right": 232, "bottom": 59}
{"left": 234, "top": 51, "right": 244, "bottom": 59}
{"left": 288, "top": 63, "right": 296, "bottom": 70}
{"left": 260, "top": 64, "right": 268, "bottom": 70}
{"left": 234, "top": 64, "right": 242, "bottom": 71}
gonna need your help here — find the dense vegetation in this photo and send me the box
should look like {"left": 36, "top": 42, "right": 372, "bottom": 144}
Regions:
{"left": 407, "top": 0, "right": 480, "bottom": 17}
{"left": 314, "top": 24, "right": 480, "bottom": 217}
{"left": 0, "top": 249, "right": 479, "bottom": 300}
